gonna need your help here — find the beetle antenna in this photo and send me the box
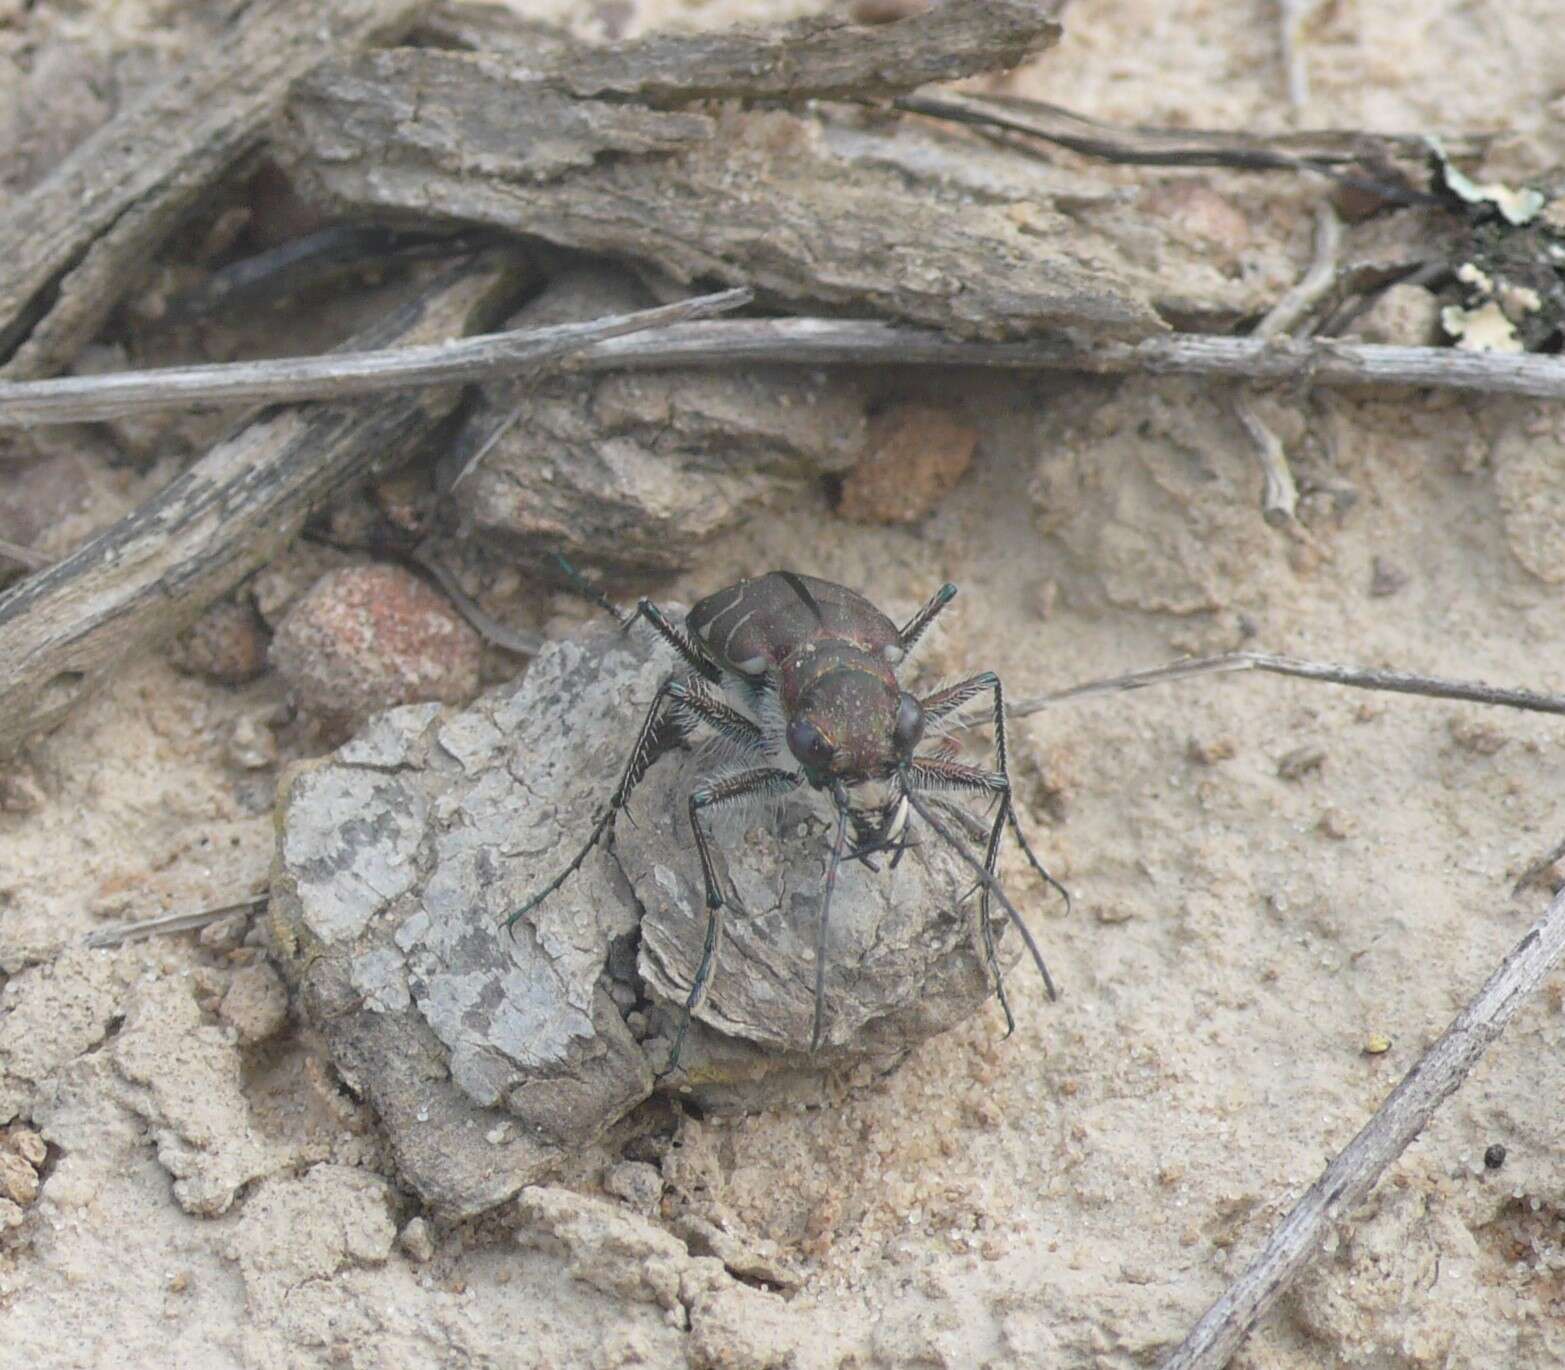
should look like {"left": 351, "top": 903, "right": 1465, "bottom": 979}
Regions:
{"left": 899, "top": 776, "right": 1058, "bottom": 1002}
{"left": 812, "top": 782, "right": 852, "bottom": 1053}
{"left": 550, "top": 553, "right": 633, "bottom": 629}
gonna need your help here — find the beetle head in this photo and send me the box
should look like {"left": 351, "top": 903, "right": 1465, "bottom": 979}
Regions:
{"left": 786, "top": 669, "right": 925, "bottom": 786}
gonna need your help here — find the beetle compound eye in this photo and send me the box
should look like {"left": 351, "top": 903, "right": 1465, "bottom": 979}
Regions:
{"left": 893, "top": 691, "right": 925, "bottom": 755}
{"left": 787, "top": 718, "right": 835, "bottom": 771}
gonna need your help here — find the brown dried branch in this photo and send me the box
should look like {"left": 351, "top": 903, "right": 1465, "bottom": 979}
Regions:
{"left": 895, "top": 88, "right": 1480, "bottom": 185}
{"left": 0, "top": 0, "right": 431, "bottom": 380}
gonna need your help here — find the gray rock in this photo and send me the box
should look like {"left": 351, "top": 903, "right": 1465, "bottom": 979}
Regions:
{"left": 443, "top": 268, "right": 867, "bottom": 577}
{"left": 271, "top": 615, "right": 1012, "bottom": 1217}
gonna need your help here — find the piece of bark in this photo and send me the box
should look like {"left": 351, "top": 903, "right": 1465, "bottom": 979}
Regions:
{"left": 0, "top": 252, "right": 528, "bottom": 759}
{"left": 416, "top": 0, "right": 1063, "bottom": 105}
{"left": 0, "top": 0, "right": 432, "bottom": 380}
{"left": 445, "top": 268, "right": 868, "bottom": 575}
{"left": 280, "top": 49, "right": 1163, "bottom": 341}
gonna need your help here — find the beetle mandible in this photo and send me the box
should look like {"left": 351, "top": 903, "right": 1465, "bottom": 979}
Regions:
{"left": 505, "top": 569, "right": 1067, "bottom": 1069}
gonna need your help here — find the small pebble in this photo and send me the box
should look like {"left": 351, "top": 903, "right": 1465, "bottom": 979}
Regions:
{"left": 227, "top": 715, "right": 279, "bottom": 770}
{"left": 1276, "top": 745, "right": 1327, "bottom": 781}
{"left": 0, "top": 1150, "right": 39, "bottom": 1207}
{"left": 1484, "top": 1143, "right": 1507, "bottom": 1171}
{"left": 218, "top": 962, "right": 289, "bottom": 1045}
{"left": 400, "top": 1216, "right": 435, "bottom": 1264}
{"left": 1362, "top": 1034, "right": 1392, "bottom": 1056}
{"left": 849, "top": 0, "right": 930, "bottom": 22}
{"left": 1187, "top": 735, "right": 1236, "bottom": 766}
{"left": 603, "top": 1161, "right": 664, "bottom": 1215}
{"left": 1316, "top": 807, "right": 1352, "bottom": 840}
{"left": 269, "top": 564, "right": 481, "bottom": 733}
{"left": 174, "top": 601, "right": 270, "bottom": 684}
{"left": 1449, "top": 717, "right": 1508, "bottom": 756}
{"left": 1369, "top": 556, "right": 1409, "bottom": 599}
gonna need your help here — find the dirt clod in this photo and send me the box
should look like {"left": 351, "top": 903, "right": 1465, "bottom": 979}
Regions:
{"left": 838, "top": 402, "right": 978, "bottom": 525}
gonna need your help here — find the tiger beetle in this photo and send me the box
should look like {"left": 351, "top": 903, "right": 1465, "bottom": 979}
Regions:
{"left": 506, "top": 565, "right": 1069, "bottom": 1071}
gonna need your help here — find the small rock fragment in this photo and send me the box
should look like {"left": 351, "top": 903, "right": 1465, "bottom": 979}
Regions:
{"left": 227, "top": 715, "right": 279, "bottom": 771}
{"left": 1369, "top": 556, "right": 1409, "bottom": 598}
{"left": 218, "top": 963, "right": 289, "bottom": 1045}
{"left": 1449, "top": 718, "right": 1507, "bottom": 756}
{"left": 838, "top": 402, "right": 978, "bottom": 524}
{"left": 1316, "top": 807, "right": 1352, "bottom": 841}
{"left": 1187, "top": 735, "right": 1236, "bottom": 766}
{"left": 269, "top": 564, "right": 481, "bottom": 733}
{"left": 849, "top": 0, "right": 930, "bottom": 23}
{"left": 173, "top": 600, "right": 271, "bottom": 684}
{"left": 603, "top": 1160, "right": 664, "bottom": 1216}
{"left": 0, "top": 1147, "right": 39, "bottom": 1206}
{"left": 1276, "top": 745, "right": 1327, "bottom": 781}
{"left": 399, "top": 1215, "right": 436, "bottom": 1263}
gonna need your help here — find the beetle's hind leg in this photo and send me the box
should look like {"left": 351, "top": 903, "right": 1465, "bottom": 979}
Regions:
{"left": 663, "top": 765, "right": 802, "bottom": 1075}
{"left": 908, "top": 669, "right": 1067, "bottom": 1028}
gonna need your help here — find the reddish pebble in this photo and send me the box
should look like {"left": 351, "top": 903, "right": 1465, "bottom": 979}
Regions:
{"left": 270, "top": 564, "right": 480, "bottom": 732}
{"left": 838, "top": 402, "right": 977, "bottom": 525}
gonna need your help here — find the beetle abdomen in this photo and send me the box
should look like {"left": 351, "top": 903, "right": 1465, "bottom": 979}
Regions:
{"left": 687, "top": 571, "right": 900, "bottom": 676}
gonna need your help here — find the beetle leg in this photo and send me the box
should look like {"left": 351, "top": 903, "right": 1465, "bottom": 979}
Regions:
{"left": 903, "top": 672, "right": 1067, "bottom": 1030}
{"left": 896, "top": 581, "right": 958, "bottom": 657}
{"left": 666, "top": 678, "right": 766, "bottom": 758}
{"left": 629, "top": 599, "right": 723, "bottom": 685}
{"left": 506, "top": 673, "right": 697, "bottom": 932}
{"left": 664, "top": 766, "right": 801, "bottom": 1074}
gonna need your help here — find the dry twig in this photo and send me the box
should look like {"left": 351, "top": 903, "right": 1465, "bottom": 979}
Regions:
{"left": 7, "top": 320, "right": 1565, "bottom": 428}
{"left": 85, "top": 895, "right": 270, "bottom": 950}
{"left": 1232, "top": 202, "right": 1344, "bottom": 524}
{"left": 1002, "top": 649, "right": 1565, "bottom": 721}
{"left": 0, "top": 289, "right": 750, "bottom": 427}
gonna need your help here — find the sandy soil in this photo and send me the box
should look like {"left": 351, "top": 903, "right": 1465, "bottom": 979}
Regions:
{"left": 4, "top": 1, "right": 1565, "bottom": 1367}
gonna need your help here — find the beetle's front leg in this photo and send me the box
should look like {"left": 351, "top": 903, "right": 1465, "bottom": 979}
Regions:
{"left": 663, "top": 766, "right": 801, "bottom": 1074}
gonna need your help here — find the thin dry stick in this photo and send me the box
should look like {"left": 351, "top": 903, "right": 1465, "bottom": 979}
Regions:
{"left": 0, "top": 536, "right": 51, "bottom": 571}
{"left": 1159, "top": 881, "right": 1565, "bottom": 1370}
{"left": 7, "top": 322, "right": 1565, "bottom": 429}
{"left": 1001, "top": 650, "right": 1565, "bottom": 720}
{"left": 1232, "top": 201, "right": 1343, "bottom": 524}
{"left": 85, "top": 895, "right": 269, "bottom": 949}
{"left": 1276, "top": 0, "right": 1316, "bottom": 113}
{"left": 0, "top": 289, "right": 750, "bottom": 428}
